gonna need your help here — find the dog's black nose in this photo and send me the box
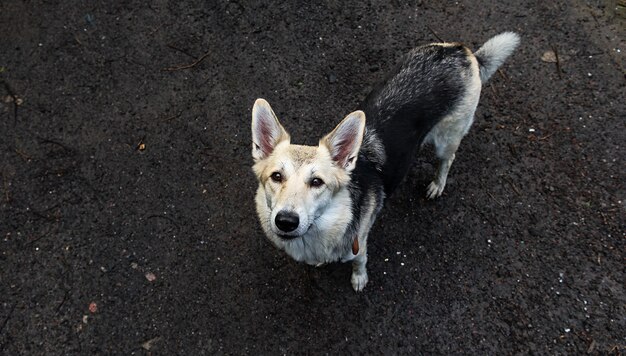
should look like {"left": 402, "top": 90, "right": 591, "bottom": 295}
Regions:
{"left": 275, "top": 211, "right": 300, "bottom": 233}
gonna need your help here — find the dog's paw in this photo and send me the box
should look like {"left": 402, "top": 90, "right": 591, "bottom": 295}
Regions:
{"left": 351, "top": 271, "right": 368, "bottom": 292}
{"left": 426, "top": 181, "right": 445, "bottom": 199}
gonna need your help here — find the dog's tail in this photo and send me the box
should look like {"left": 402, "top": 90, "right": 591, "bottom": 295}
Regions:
{"left": 474, "top": 32, "right": 520, "bottom": 83}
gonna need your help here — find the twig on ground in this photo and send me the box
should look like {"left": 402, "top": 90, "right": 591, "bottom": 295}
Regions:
{"left": 15, "top": 148, "right": 31, "bottom": 161}
{"left": 56, "top": 290, "right": 70, "bottom": 313}
{"left": 30, "top": 205, "right": 60, "bottom": 221}
{"left": 426, "top": 25, "right": 444, "bottom": 42}
{"left": 3, "top": 174, "right": 10, "bottom": 203}
{"left": 487, "top": 190, "right": 504, "bottom": 206}
{"left": 504, "top": 177, "right": 522, "bottom": 196}
{"left": 39, "top": 137, "right": 73, "bottom": 152}
{"left": 538, "top": 132, "right": 555, "bottom": 141}
{"left": 497, "top": 69, "right": 508, "bottom": 81}
{"left": 162, "top": 51, "right": 211, "bottom": 71}
{"left": 26, "top": 223, "right": 55, "bottom": 246}
{"left": 160, "top": 110, "right": 184, "bottom": 122}
{"left": 166, "top": 44, "right": 196, "bottom": 59}
{"left": 489, "top": 83, "right": 500, "bottom": 104}
{"left": 552, "top": 45, "right": 563, "bottom": 79}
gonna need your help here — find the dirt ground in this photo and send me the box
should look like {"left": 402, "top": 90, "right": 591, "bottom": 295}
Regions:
{"left": 1, "top": 0, "right": 624, "bottom": 354}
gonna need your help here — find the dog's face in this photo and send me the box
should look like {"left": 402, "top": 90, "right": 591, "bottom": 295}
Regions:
{"left": 251, "top": 99, "right": 365, "bottom": 259}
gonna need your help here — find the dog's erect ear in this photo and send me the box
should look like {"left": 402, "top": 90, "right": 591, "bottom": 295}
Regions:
{"left": 251, "top": 98, "right": 290, "bottom": 161}
{"left": 321, "top": 111, "right": 366, "bottom": 171}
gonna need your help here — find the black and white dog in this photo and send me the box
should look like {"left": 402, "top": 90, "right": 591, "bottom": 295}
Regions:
{"left": 251, "top": 32, "right": 520, "bottom": 291}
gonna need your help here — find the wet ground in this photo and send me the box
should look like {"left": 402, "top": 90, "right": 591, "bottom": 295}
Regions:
{"left": 1, "top": 0, "right": 624, "bottom": 354}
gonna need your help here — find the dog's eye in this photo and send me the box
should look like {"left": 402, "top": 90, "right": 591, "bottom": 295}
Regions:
{"left": 270, "top": 172, "right": 283, "bottom": 183}
{"left": 310, "top": 178, "right": 324, "bottom": 187}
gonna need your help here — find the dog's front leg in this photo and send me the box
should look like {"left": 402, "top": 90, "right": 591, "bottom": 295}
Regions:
{"left": 351, "top": 241, "right": 368, "bottom": 292}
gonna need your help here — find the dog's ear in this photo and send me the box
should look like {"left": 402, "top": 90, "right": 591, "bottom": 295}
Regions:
{"left": 251, "top": 98, "right": 290, "bottom": 161}
{"left": 321, "top": 111, "right": 366, "bottom": 171}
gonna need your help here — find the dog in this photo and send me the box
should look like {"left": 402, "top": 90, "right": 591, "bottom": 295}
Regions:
{"left": 251, "top": 32, "right": 520, "bottom": 291}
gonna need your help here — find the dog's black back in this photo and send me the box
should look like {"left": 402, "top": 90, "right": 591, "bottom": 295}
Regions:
{"left": 358, "top": 44, "right": 471, "bottom": 195}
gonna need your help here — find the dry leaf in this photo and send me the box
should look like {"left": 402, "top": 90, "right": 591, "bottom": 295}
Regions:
{"left": 541, "top": 50, "right": 557, "bottom": 63}
{"left": 541, "top": 50, "right": 570, "bottom": 63}
{"left": 142, "top": 337, "right": 161, "bottom": 350}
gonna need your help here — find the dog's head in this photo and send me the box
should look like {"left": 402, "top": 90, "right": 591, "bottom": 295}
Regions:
{"left": 251, "top": 98, "right": 365, "bottom": 255}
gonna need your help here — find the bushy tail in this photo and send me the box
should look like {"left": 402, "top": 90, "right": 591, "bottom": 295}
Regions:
{"left": 474, "top": 32, "right": 521, "bottom": 83}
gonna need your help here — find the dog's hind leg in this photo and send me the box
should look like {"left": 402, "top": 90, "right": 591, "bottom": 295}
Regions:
{"left": 426, "top": 92, "right": 478, "bottom": 199}
{"left": 427, "top": 141, "right": 459, "bottom": 199}
{"left": 426, "top": 114, "right": 471, "bottom": 200}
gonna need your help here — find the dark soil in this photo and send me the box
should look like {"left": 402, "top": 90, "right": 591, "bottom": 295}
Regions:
{"left": 1, "top": 1, "right": 624, "bottom": 354}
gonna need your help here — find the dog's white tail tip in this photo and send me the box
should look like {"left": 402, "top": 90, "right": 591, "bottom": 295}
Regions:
{"left": 475, "top": 32, "right": 521, "bottom": 83}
